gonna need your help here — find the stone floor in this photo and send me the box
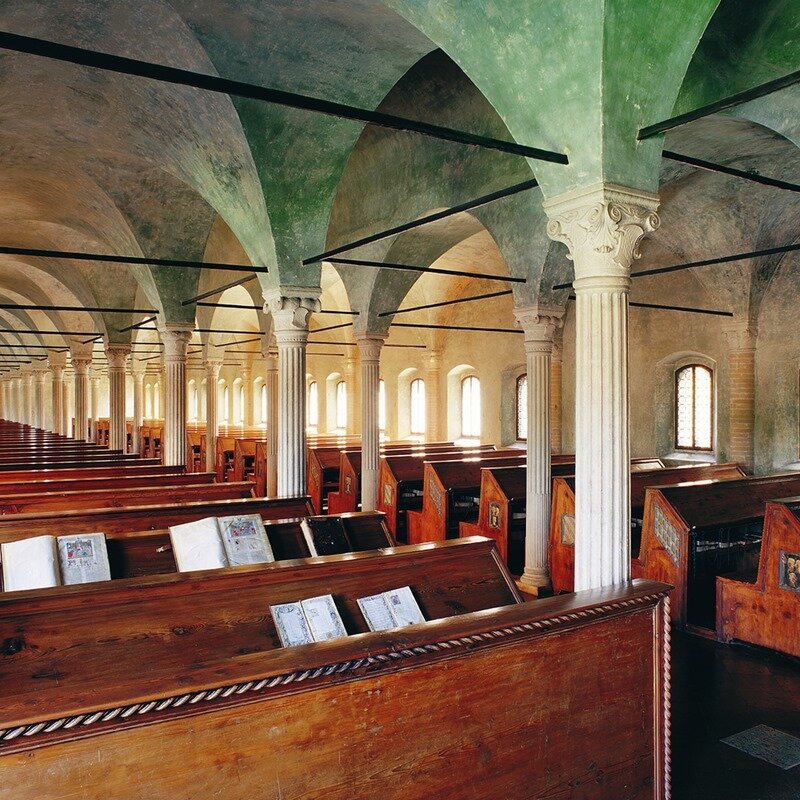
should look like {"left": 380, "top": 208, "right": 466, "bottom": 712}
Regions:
{"left": 672, "top": 631, "right": 800, "bottom": 799}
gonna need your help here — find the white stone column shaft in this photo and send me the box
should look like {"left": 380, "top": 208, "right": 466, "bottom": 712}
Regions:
{"left": 33, "top": 370, "right": 46, "bottom": 430}
{"left": 545, "top": 183, "right": 659, "bottom": 591}
{"left": 62, "top": 379, "right": 71, "bottom": 436}
{"left": 72, "top": 359, "right": 91, "bottom": 441}
{"left": 21, "top": 371, "right": 33, "bottom": 427}
{"left": 132, "top": 371, "right": 144, "bottom": 453}
{"left": 356, "top": 334, "right": 385, "bottom": 511}
{"left": 51, "top": 365, "right": 64, "bottom": 435}
{"left": 514, "top": 306, "right": 564, "bottom": 592}
{"left": 242, "top": 364, "right": 253, "bottom": 427}
{"left": 106, "top": 345, "right": 130, "bottom": 452}
{"left": 90, "top": 375, "right": 101, "bottom": 443}
{"left": 265, "top": 349, "right": 279, "bottom": 498}
{"left": 160, "top": 324, "right": 193, "bottom": 467}
{"left": 265, "top": 289, "right": 321, "bottom": 498}
{"left": 205, "top": 359, "right": 222, "bottom": 473}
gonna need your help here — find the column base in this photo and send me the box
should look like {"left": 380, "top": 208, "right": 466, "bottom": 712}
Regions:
{"left": 515, "top": 570, "right": 552, "bottom": 597}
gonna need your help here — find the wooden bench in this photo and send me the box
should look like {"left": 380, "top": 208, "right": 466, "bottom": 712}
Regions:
{"left": 0, "top": 481, "right": 254, "bottom": 515}
{"left": 0, "top": 495, "right": 316, "bottom": 543}
{"left": 233, "top": 438, "right": 269, "bottom": 483}
{"left": 0, "top": 458, "right": 164, "bottom": 477}
{"left": 633, "top": 473, "right": 800, "bottom": 630}
{"left": 0, "top": 471, "right": 216, "bottom": 498}
{"left": 406, "top": 453, "right": 533, "bottom": 544}
{"left": 0, "top": 534, "right": 670, "bottom": 800}
{"left": 717, "top": 496, "right": 800, "bottom": 658}
{"left": 548, "top": 463, "right": 746, "bottom": 593}
{"left": 0, "top": 463, "right": 178, "bottom": 483}
{"left": 186, "top": 430, "right": 203, "bottom": 472}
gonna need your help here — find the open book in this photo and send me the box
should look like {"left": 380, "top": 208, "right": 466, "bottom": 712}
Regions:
{"left": 357, "top": 586, "right": 426, "bottom": 632}
{"left": 1, "top": 533, "right": 111, "bottom": 592}
{"left": 300, "top": 516, "right": 352, "bottom": 557}
{"left": 271, "top": 594, "right": 348, "bottom": 647}
{"left": 169, "top": 514, "right": 275, "bottom": 572}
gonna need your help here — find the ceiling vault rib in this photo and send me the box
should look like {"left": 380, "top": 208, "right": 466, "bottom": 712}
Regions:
{"left": 326, "top": 258, "right": 526, "bottom": 284}
{"left": 639, "top": 69, "right": 800, "bottom": 139}
{"left": 182, "top": 276, "right": 258, "bottom": 306}
{"left": 553, "top": 243, "right": 800, "bottom": 289}
{"left": 304, "top": 179, "right": 540, "bottom": 264}
{"left": 0, "top": 31, "right": 568, "bottom": 165}
{"left": 663, "top": 151, "right": 800, "bottom": 193}
{"left": 378, "top": 289, "right": 513, "bottom": 317}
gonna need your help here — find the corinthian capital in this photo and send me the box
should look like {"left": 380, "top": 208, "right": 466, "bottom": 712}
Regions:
{"left": 158, "top": 322, "right": 194, "bottom": 363}
{"left": 355, "top": 333, "right": 386, "bottom": 363}
{"left": 544, "top": 183, "right": 660, "bottom": 280}
{"left": 514, "top": 304, "right": 564, "bottom": 355}
{"left": 263, "top": 287, "right": 322, "bottom": 334}
{"left": 105, "top": 343, "right": 131, "bottom": 371}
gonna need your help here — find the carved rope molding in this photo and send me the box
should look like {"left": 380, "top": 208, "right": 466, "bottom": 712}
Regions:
{"left": 0, "top": 592, "right": 667, "bottom": 747}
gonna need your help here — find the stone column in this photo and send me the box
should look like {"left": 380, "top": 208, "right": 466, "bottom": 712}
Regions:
{"left": 549, "top": 333, "right": 564, "bottom": 454}
{"left": 265, "top": 348, "right": 279, "bottom": 498}
{"left": 158, "top": 370, "right": 166, "bottom": 421}
{"left": 545, "top": 183, "right": 659, "bottom": 591}
{"left": 345, "top": 356, "right": 357, "bottom": 434}
{"left": 62, "top": 378, "right": 71, "bottom": 436}
{"left": 264, "top": 288, "right": 321, "bottom": 498}
{"left": 242, "top": 364, "right": 253, "bottom": 427}
{"left": 356, "top": 334, "right": 386, "bottom": 511}
{"left": 723, "top": 322, "right": 757, "bottom": 472}
{"left": 50, "top": 363, "right": 64, "bottom": 434}
{"left": 205, "top": 358, "right": 223, "bottom": 473}
{"left": 33, "top": 369, "right": 47, "bottom": 430}
{"left": 425, "top": 349, "right": 442, "bottom": 442}
{"left": 12, "top": 377, "right": 21, "bottom": 423}
{"left": 160, "top": 323, "right": 193, "bottom": 467}
{"left": 513, "top": 306, "right": 564, "bottom": 593}
{"left": 105, "top": 344, "right": 130, "bottom": 452}
{"left": 72, "top": 358, "right": 91, "bottom": 441}
{"left": 132, "top": 369, "right": 144, "bottom": 453}
{"left": 21, "top": 370, "right": 33, "bottom": 427}
{"left": 90, "top": 373, "right": 101, "bottom": 443}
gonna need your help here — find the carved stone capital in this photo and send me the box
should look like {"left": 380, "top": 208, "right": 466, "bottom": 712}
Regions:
{"left": 158, "top": 322, "right": 194, "bottom": 364}
{"left": 544, "top": 183, "right": 660, "bottom": 282}
{"left": 205, "top": 358, "right": 223, "bottom": 380}
{"left": 263, "top": 287, "right": 322, "bottom": 337}
{"left": 105, "top": 344, "right": 131, "bottom": 372}
{"left": 514, "top": 304, "right": 564, "bottom": 355}
{"left": 723, "top": 321, "right": 757, "bottom": 352}
{"left": 71, "top": 357, "right": 93, "bottom": 376}
{"left": 355, "top": 333, "right": 386, "bottom": 364}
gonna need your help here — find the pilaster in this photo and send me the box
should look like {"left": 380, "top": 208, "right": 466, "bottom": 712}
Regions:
{"left": 544, "top": 182, "right": 660, "bottom": 591}
{"left": 723, "top": 321, "right": 757, "bottom": 472}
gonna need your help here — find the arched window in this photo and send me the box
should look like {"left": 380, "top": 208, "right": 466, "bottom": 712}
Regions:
{"left": 461, "top": 375, "right": 481, "bottom": 438}
{"left": 516, "top": 374, "right": 527, "bottom": 441}
{"left": 221, "top": 384, "right": 230, "bottom": 424}
{"left": 378, "top": 379, "right": 386, "bottom": 433}
{"left": 188, "top": 380, "right": 198, "bottom": 421}
{"left": 260, "top": 383, "right": 268, "bottom": 424}
{"left": 675, "top": 364, "right": 713, "bottom": 450}
{"left": 307, "top": 381, "right": 318, "bottom": 430}
{"left": 335, "top": 381, "right": 347, "bottom": 431}
{"left": 410, "top": 378, "right": 426, "bottom": 435}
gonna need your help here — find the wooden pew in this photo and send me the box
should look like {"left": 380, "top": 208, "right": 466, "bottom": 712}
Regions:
{"left": 717, "top": 497, "right": 800, "bottom": 658}
{"left": 186, "top": 430, "right": 203, "bottom": 472}
{"left": 0, "top": 471, "right": 216, "bottom": 498}
{"left": 232, "top": 438, "right": 269, "bottom": 483}
{"left": 0, "top": 481, "right": 254, "bottom": 515}
{"left": 406, "top": 453, "right": 533, "bottom": 544}
{"left": 0, "top": 535, "right": 670, "bottom": 800}
{"left": 633, "top": 473, "right": 800, "bottom": 631}
{"left": 215, "top": 436, "right": 237, "bottom": 481}
{"left": 326, "top": 443, "right": 494, "bottom": 515}
{"left": 306, "top": 440, "right": 362, "bottom": 513}
{"left": 0, "top": 495, "right": 315, "bottom": 543}
{"left": 548, "top": 463, "right": 746, "bottom": 593}
{"left": 0, "top": 463, "right": 177, "bottom": 483}
{"left": 0, "top": 456, "right": 162, "bottom": 475}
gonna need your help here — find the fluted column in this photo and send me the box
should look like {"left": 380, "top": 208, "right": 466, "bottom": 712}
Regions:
{"left": 62, "top": 378, "right": 71, "bottom": 436}
{"left": 33, "top": 369, "right": 47, "bottom": 430}
{"left": 132, "top": 369, "right": 144, "bottom": 453}
{"left": 205, "top": 359, "right": 223, "bottom": 473}
{"left": 356, "top": 334, "right": 386, "bottom": 511}
{"left": 90, "top": 374, "right": 101, "bottom": 443}
{"left": 723, "top": 322, "right": 756, "bottom": 472}
{"left": 425, "top": 349, "right": 442, "bottom": 442}
{"left": 545, "top": 183, "right": 659, "bottom": 591}
{"left": 160, "top": 323, "right": 193, "bottom": 466}
{"left": 265, "top": 348, "right": 279, "bottom": 498}
{"left": 12, "top": 377, "right": 22, "bottom": 423}
{"left": 550, "top": 335, "right": 564, "bottom": 455}
{"left": 265, "top": 288, "right": 321, "bottom": 498}
{"left": 242, "top": 364, "right": 253, "bottom": 427}
{"left": 72, "top": 359, "right": 91, "bottom": 441}
{"left": 105, "top": 344, "right": 130, "bottom": 452}
{"left": 513, "top": 306, "right": 564, "bottom": 593}
{"left": 21, "top": 370, "right": 33, "bottom": 427}
{"left": 50, "top": 363, "right": 64, "bottom": 434}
